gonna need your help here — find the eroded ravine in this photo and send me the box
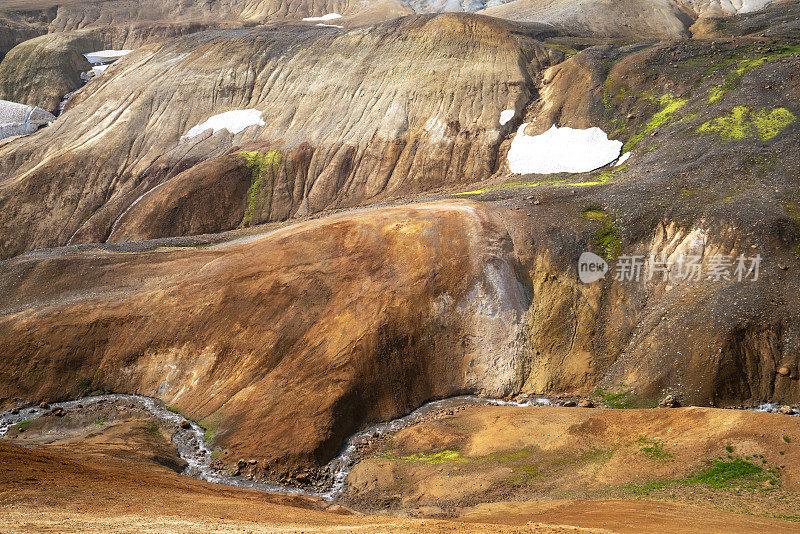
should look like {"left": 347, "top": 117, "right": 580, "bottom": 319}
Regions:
{"left": 0, "top": 393, "right": 552, "bottom": 500}
{"left": 1, "top": 392, "right": 798, "bottom": 503}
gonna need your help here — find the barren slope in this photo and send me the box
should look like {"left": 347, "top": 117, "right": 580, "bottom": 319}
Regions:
{"left": 0, "top": 200, "right": 528, "bottom": 471}
{"left": 0, "top": 14, "right": 558, "bottom": 259}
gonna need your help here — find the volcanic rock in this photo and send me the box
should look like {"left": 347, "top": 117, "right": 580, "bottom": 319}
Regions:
{"left": 0, "top": 200, "right": 529, "bottom": 468}
{"left": 0, "top": 14, "right": 558, "bottom": 259}
{"left": 659, "top": 395, "right": 682, "bottom": 408}
{"left": 480, "top": 0, "right": 694, "bottom": 40}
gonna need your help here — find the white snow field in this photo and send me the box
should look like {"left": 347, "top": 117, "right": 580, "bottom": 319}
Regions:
{"left": 183, "top": 109, "right": 266, "bottom": 139}
{"left": 0, "top": 100, "right": 55, "bottom": 140}
{"left": 499, "top": 109, "right": 515, "bottom": 126}
{"left": 507, "top": 124, "right": 623, "bottom": 175}
{"left": 84, "top": 50, "right": 133, "bottom": 64}
{"left": 302, "top": 13, "right": 343, "bottom": 22}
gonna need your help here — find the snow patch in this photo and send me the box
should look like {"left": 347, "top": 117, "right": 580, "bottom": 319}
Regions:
{"left": 425, "top": 115, "right": 448, "bottom": 143}
{"left": 92, "top": 64, "right": 110, "bottom": 77}
{"left": 615, "top": 152, "right": 631, "bottom": 166}
{"left": 739, "top": 0, "right": 776, "bottom": 13}
{"left": 302, "top": 13, "right": 342, "bottom": 22}
{"left": 507, "top": 124, "right": 622, "bottom": 175}
{"left": 183, "top": 109, "right": 265, "bottom": 139}
{"left": 499, "top": 109, "right": 515, "bottom": 126}
{"left": 84, "top": 50, "right": 133, "bottom": 64}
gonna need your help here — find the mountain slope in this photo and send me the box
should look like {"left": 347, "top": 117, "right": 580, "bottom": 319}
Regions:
{"left": 0, "top": 14, "right": 558, "bottom": 259}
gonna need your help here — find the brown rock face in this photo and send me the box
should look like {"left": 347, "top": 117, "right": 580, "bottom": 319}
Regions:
{"left": 0, "top": 22, "right": 254, "bottom": 114}
{"left": 0, "top": 17, "right": 45, "bottom": 62}
{"left": 0, "top": 201, "right": 528, "bottom": 468}
{"left": 0, "top": 1, "right": 374, "bottom": 31}
{"left": 0, "top": 14, "right": 559, "bottom": 259}
{"left": 480, "top": 0, "right": 694, "bottom": 40}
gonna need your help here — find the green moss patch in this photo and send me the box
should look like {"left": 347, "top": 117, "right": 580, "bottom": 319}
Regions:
{"left": 697, "top": 106, "right": 796, "bottom": 141}
{"left": 400, "top": 449, "right": 467, "bottom": 464}
{"left": 10, "top": 420, "right": 33, "bottom": 432}
{"left": 458, "top": 166, "right": 625, "bottom": 197}
{"left": 199, "top": 412, "right": 223, "bottom": 443}
{"left": 688, "top": 458, "right": 766, "bottom": 487}
{"left": 239, "top": 149, "right": 282, "bottom": 228}
{"left": 637, "top": 437, "right": 674, "bottom": 461}
{"left": 704, "top": 44, "right": 800, "bottom": 104}
{"left": 581, "top": 208, "right": 622, "bottom": 262}
{"left": 623, "top": 94, "right": 687, "bottom": 152}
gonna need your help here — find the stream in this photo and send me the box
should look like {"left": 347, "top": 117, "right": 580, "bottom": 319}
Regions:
{"left": 0, "top": 393, "right": 552, "bottom": 501}
{"left": 0, "top": 393, "right": 793, "bottom": 501}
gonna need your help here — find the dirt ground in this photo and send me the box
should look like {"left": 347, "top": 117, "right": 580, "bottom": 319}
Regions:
{"left": 341, "top": 405, "right": 800, "bottom": 530}
{"left": 0, "top": 439, "right": 610, "bottom": 534}
{"left": 2, "top": 405, "right": 800, "bottom": 533}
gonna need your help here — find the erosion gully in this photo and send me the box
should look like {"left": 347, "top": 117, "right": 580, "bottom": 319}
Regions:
{"left": 0, "top": 393, "right": 793, "bottom": 501}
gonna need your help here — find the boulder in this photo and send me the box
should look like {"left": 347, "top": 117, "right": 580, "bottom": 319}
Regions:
{"left": 659, "top": 395, "right": 682, "bottom": 408}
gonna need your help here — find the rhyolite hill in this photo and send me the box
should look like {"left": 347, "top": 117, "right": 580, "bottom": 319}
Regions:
{"left": 0, "top": 0, "right": 799, "bottom": 480}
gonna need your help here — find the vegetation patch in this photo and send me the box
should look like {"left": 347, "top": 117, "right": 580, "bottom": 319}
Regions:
{"left": 627, "top": 454, "right": 781, "bottom": 499}
{"left": 543, "top": 42, "right": 578, "bottom": 58}
{"left": 10, "top": 420, "right": 33, "bottom": 432}
{"left": 636, "top": 437, "right": 673, "bottom": 461}
{"left": 623, "top": 94, "right": 687, "bottom": 152}
{"left": 704, "top": 44, "right": 800, "bottom": 103}
{"left": 687, "top": 458, "right": 768, "bottom": 488}
{"left": 239, "top": 149, "right": 281, "bottom": 228}
{"left": 697, "top": 106, "right": 796, "bottom": 141}
{"left": 553, "top": 448, "right": 613, "bottom": 466}
{"left": 400, "top": 449, "right": 467, "bottom": 465}
{"left": 144, "top": 420, "right": 160, "bottom": 436}
{"left": 595, "top": 387, "right": 638, "bottom": 408}
{"left": 580, "top": 210, "right": 622, "bottom": 262}
{"left": 199, "top": 413, "right": 223, "bottom": 443}
{"left": 456, "top": 163, "right": 627, "bottom": 197}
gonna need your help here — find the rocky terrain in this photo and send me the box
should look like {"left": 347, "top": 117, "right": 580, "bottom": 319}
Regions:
{"left": 1, "top": 0, "right": 800, "bottom": 532}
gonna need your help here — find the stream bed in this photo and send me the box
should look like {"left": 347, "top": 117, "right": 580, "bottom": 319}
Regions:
{"left": 1, "top": 393, "right": 793, "bottom": 501}
{"left": 0, "top": 393, "right": 552, "bottom": 501}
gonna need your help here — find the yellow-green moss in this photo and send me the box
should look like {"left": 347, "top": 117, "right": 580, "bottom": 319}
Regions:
{"left": 457, "top": 166, "right": 626, "bottom": 197}
{"left": 543, "top": 42, "right": 578, "bottom": 57}
{"left": 697, "top": 106, "right": 796, "bottom": 141}
{"left": 581, "top": 208, "right": 622, "bottom": 261}
{"left": 708, "top": 86, "right": 726, "bottom": 104}
{"left": 705, "top": 45, "right": 800, "bottom": 104}
{"left": 623, "top": 94, "right": 687, "bottom": 152}
{"left": 239, "top": 149, "right": 281, "bottom": 228}
{"left": 199, "top": 412, "right": 223, "bottom": 443}
{"left": 401, "top": 450, "right": 467, "bottom": 464}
